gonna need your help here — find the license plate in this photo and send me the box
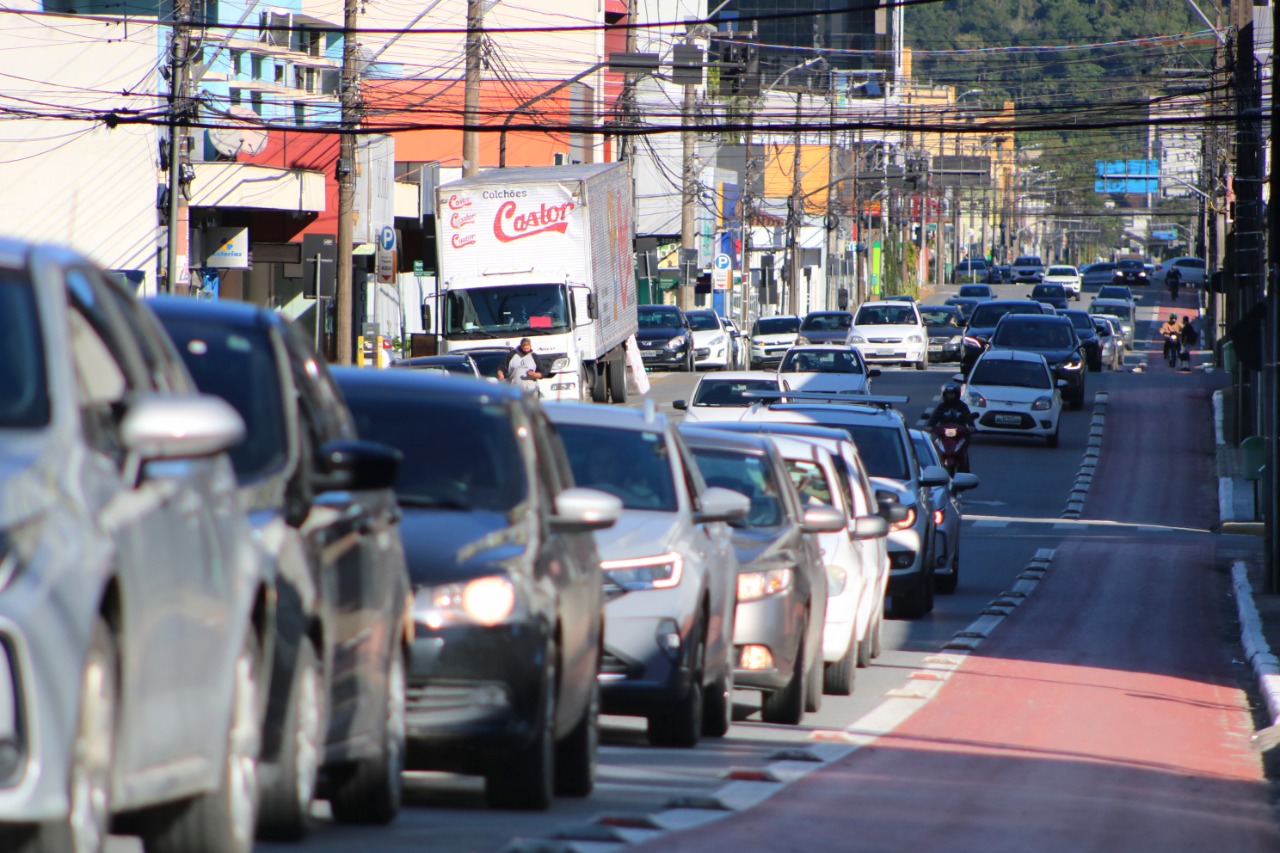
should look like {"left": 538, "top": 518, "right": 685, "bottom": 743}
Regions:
{"left": 641, "top": 351, "right": 658, "bottom": 359}
{"left": 994, "top": 414, "right": 1021, "bottom": 425}
{"left": 929, "top": 343, "right": 944, "bottom": 350}
{"left": 874, "top": 348, "right": 894, "bottom": 356}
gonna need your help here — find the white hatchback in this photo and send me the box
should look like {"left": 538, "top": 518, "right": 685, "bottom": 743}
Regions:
{"left": 962, "top": 349, "right": 1064, "bottom": 447}
{"left": 847, "top": 300, "right": 928, "bottom": 370}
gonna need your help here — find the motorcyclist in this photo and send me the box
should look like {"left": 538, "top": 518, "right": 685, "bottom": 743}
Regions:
{"left": 1159, "top": 313, "right": 1182, "bottom": 364}
{"left": 1166, "top": 265, "right": 1182, "bottom": 301}
{"left": 927, "top": 383, "right": 975, "bottom": 473}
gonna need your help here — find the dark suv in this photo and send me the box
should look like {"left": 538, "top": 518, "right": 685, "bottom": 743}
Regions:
{"left": 1029, "top": 283, "right": 1069, "bottom": 311}
{"left": 333, "top": 370, "right": 620, "bottom": 810}
{"left": 636, "top": 304, "right": 696, "bottom": 371}
{"left": 960, "top": 299, "right": 1050, "bottom": 374}
{"left": 151, "top": 298, "right": 412, "bottom": 838}
{"left": 985, "top": 313, "right": 1087, "bottom": 408}
{"left": 1112, "top": 258, "right": 1149, "bottom": 287}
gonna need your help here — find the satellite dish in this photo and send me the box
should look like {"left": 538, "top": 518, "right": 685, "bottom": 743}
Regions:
{"left": 209, "top": 106, "right": 268, "bottom": 159}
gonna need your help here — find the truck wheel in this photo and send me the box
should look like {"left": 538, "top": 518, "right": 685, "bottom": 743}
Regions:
{"left": 608, "top": 358, "right": 627, "bottom": 403}
{"left": 590, "top": 364, "right": 608, "bottom": 403}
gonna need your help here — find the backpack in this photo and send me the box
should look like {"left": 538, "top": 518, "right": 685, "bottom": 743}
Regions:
{"left": 1181, "top": 323, "right": 1199, "bottom": 347}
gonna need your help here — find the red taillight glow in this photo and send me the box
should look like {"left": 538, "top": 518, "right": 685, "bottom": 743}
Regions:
{"left": 933, "top": 509, "right": 945, "bottom": 525}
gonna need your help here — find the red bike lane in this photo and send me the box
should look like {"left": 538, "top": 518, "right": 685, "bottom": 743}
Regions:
{"left": 635, "top": 305, "right": 1277, "bottom": 851}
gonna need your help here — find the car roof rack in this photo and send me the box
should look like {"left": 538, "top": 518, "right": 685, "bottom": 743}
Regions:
{"left": 742, "top": 390, "right": 909, "bottom": 409}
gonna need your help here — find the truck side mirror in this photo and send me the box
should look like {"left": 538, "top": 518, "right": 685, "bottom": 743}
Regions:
{"left": 421, "top": 303, "right": 432, "bottom": 330}
{"left": 586, "top": 293, "right": 598, "bottom": 320}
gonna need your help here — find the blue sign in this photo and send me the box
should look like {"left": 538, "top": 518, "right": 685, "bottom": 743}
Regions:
{"left": 379, "top": 225, "right": 396, "bottom": 252}
{"left": 1094, "top": 160, "right": 1160, "bottom": 194}
{"left": 714, "top": 253, "right": 731, "bottom": 270}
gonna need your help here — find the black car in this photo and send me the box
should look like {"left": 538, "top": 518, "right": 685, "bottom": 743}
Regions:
{"left": 150, "top": 297, "right": 412, "bottom": 839}
{"left": 394, "top": 353, "right": 482, "bottom": 377}
{"left": 1059, "top": 309, "right": 1103, "bottom": 371}
{"left": 332, "top": 369, "right": 620, "bottom": 810}
{"left": 1112, "top": 258, "right": 1149, "bottom": 287}
{"left": 960, "top": 299, "right": 1050, "bottom": 375}
{"left": 944, "top": 296, "right": 982, "bottom": 323}
{"left": 798, "top": 311, "right": 854, "bottom": 345}
{"left": 1029, "top": 283, "right": 1069, "bottom": 311}
{"left": 985, "top": 313, "right": 1087, "bottom": 408}
{"left": 636, "top": 304, "right": 695, "bottom": 371}
{"left": 919, "top": 304, "right": 965, "bottom": 362}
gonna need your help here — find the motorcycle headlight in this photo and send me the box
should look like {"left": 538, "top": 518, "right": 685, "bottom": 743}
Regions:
{"left": 549, "top": 356, "right": 571, "bottom": 373}
{"left": 415, "top": 575, "right": 519, "bottom": 629}
{"left": 907, "top": 334, "right": 923, "bottom": 344}
{"left": 847, "top": 334, "right": 866, "bottom": 344}
{"left": 1031, "top": 395, "right": 1053, "bottom": 411}
{"left": 968, "top": 392, "right": 987, "bottom": 408}
{"left": 667, "top": 335, "right": 687, "bottom": 348}
{"left": 709, "top": 334, "right": 725, "bottom": 346}
{"left": 737, "top": 568, "right": 794, "bottom": 601}
{"left": 600, "top": 552, "right": 683, "bottom": 591}
{"left": 890, "top": 506, "right": 917, "bottom": 532}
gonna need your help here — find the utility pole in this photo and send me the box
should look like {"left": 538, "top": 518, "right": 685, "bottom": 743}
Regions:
{"left": 334, "top": 0, "right": 360, "bottom": 364}
{"left": 463, "top": 0, "right": 483, "bottom": 176}
{"left": 739, "top": 111, "right": 755, "bottom": 331}
{"left": 1266, "top": 0, "right": 1280, "bottom": 592}
{"left": 679, "top": 73, "right": 698, "bottom": 311}
{"left": 851, "top": 126, "right": 862, "bottom": 305}
{"left": 164, "top": 0, "right": 193, "bottom": 294}
{"left": 825, "top": 81, "right": 840, "bottom": 311}
{"left": 786, "top": 92, "right": 804, "bottom": 313}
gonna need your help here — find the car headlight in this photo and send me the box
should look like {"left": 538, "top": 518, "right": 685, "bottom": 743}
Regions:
{"left": 1031, "top": 395, "right": 1054, "bottom": 411}
{"left": 1060, "top": 357, "right": 1083, "bottom": 371}
{"left": 826, "top": 564, "right": 848, "bottom": 595}
{"left": 737, "top": 568, "right": 794, "bottom": 601}
{"left": 907, "top": 334, "right": 923, "bottom": 344}
{"left": 667, "top": 335, "right": 686, "bottom": 348}
{"left": 847, "top": 334, "right": 866, "bottom": 344}
{"left": 963, "top": 336, "right": 985, "bottom": 348}
{"left": 600, "top": 552, "right": 683, "bottom": 590}
{"left": 709, "top": 334, "right": 725, "bottom": 346}
{"left": 890, "top": 506, "right": 917, "bottom": 532}
{"left": 415, "top": 575, "right": 518, "bottom": 629}
{"left": 549, "top": 356, "right": 571, "bottom": 373}
{"left": 968, "top": 392, "right": 987, "bottom": 408}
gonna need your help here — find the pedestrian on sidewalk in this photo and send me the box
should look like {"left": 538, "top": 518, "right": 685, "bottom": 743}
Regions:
{"left": 1179, "top": 315, "right": 1198, "bottom": 371}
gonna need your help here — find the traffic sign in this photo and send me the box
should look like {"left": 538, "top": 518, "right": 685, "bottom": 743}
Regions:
{"left": 714, "top": 253, "right": 731, "bottom": 271}
{"left": 376, "top": 225, "right": 397, "bottom": 284}
{"left": 712, "top": 267, "right": 729, "bottom": 290}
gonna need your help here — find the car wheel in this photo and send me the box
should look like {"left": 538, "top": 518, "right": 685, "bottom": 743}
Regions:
{"left": 553, "top": 666, "right": 598, "bottom": 797}
{"left": 856, "top": 622, "right": 873, "bottom": 667}
{"left": 487, "top": 640, "right": 555, "bottom": 808}
{"left": 647, "top": 626, "right": 704, "bottom": 748}
{"left": 823, "top": 637, "right": 857, "bottom": 696}
{"left": 759, "top": 628, "right": 805, "bottom": 726}
{"left": 804, "top": 651, "right": 823, "bottom": 713}
{"left": 893, "top": 568, "right": 934, "bottom": 620}
{"left": 683, "top": 349, "right": 696, "bottom": 372}
{"left": 936, "top": 546, "right": 959, "bottom": 595}
{"left": 256, "top": 641, "right": 324, "bottom": 841}
{"left": 329, "top": 649, "right": 405, "bottom": 824}
{"left": 20, "top": 617, "right": 118, "bottom": 853}
{"left": 869, "top": 609, "right": 883, "bottom": 659}
{"left": 607, "top": 358, "right": 627, "bottom": 404}
{"left": 701, "top": 666, "right": 733, "bottom": 738}
{"left": 915, "top": 350, "right": 928, "bottom": 371}
{"left": 143, "top": 631, "right": 260, "bottom": 853}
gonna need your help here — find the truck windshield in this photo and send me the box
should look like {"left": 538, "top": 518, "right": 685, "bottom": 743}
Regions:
{"left": 445, "top": 283, "right": 570, "bottom": 339}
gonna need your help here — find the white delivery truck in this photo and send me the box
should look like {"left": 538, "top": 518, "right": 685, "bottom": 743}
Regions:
{"left": 429, "top": 162, "right": 639, "bottom": 402}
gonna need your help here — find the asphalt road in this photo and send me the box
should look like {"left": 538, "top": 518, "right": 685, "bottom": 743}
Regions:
{"left": 106, "top": 281, "right": 1274, "bottom": 852}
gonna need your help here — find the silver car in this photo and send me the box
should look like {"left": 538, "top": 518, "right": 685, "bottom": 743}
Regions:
{"left": 908, "top": 430, "right": 980, "bottom": 594}
{"left": 0, "top": 241, "right": 270, "bottom": 853}
{"left": 544, "top": 403, "right": 747, "bottom": 746}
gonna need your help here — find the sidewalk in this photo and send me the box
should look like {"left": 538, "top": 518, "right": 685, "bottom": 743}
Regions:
{"left": 1214, "top": 388, "right": 1280, "bottom": 739}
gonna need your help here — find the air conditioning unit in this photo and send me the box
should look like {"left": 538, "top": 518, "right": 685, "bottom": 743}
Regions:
{"left": 553, "top": 152, "right": 568, "bottom": 166}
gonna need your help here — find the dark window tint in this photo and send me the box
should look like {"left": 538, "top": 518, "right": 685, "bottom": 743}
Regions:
{"left": 692, "top": 378, "right": 778, "bottom": 406}
{"left": 639, "top": 308, "right": 684, "bottom": 329}
{"left": 0, "top": 275, "right": 50, "bottom": 428}
{"left": 1116, "top": 260, "right": 1145, "bottom": 271}
{"left": 161, "top": 317, "right": 289, "bottom": 481}
{"left": 992, "top": 321, "right": 1074, "bottom": 349}
{"left": 957, "top": 285, "right": 989, "bottom": 298}
{"left": 345, "top": 392, "right": 527, "bottom": 512}
{"left": 754, "top": 317, "right": 800, "bottom": 335}
{"left": 854, "top": 305, "right": 916, "bottom": 325}
{"left": 1062, "top": 312, "right": 1095, "bottom": 333}
{"left": 920, "top": 308, "right": 960, "bottom": 326}
{"left": 466, "top": 348, "right": 513, "bottom": 379}
{"left": 969, "top": 303, "right": 1040, "bottom": 326}
{"left": 690, "top": 448, "right": 783, "bottom": 527}
{"left": 971, "top": 358, "right": 1051, "bottom": 389}
{"left": 557, "top": 423, "right": 678, "bottom": 512}
{"left": 800, "top": 312, "right": 852, "bottom": 331}
{"left": 780, "top": 349, "right": 863, "bottom": 374}
{"left": 1031, "top": 285, "right": 1065, "bottom": 298}
{"left": 685, "top": 312, "right": 721, "bottom": 332}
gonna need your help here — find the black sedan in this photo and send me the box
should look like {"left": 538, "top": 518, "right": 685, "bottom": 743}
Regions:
{"left": 959, "top": 299, "right": 1051, "bottom": 375}
{"left": 332, "top": 369, "right": 620, "bottom": 811}
{"left": 919, "top": 304, "right": 965, "bottom": 362}
{"left": 984, "top": 313, "right": 1087, "bottom": 408}
{"left": 636, "top": 304, "right": 695, "bottom": 371}
{"left": 1112, "top": 258, "right": 1150, "bottom": 287}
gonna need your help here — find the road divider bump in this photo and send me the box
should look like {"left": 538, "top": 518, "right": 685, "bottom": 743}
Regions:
{"left": 768, "top": 748, "right": 824, "bottom": 762}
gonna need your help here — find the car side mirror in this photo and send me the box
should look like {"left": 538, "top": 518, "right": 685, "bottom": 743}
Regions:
{"left": 550, "top": 487, "right": 621, "bottom": 532}
{"left": 314, "top": 439, "right": 402, "bottom": 493}
{"left": 120, "top": 392, "right": 245, "bottom": 463}
{"left": 919, "top": 464, "right": 950, "bottom": 488}
{"left": 951, "top": 472, "right": 980, "bottom": 492}
{"left": 695, "top": 486, "right": 750, "bottom": 524}
{"left": 849, "top": 514, "right": 888, "bottom": 539}
{"left": 875, "top": 490, "right": 910, "bottom": 525}
{"left": 673, "top": 399, "right": 688, "bottom": 411}
{"left": 801, "top": 504, "right": 846, "bottom": 534}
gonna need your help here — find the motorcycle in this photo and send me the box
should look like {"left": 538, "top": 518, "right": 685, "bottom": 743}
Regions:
{"left": 931, "top": 422, "right": 972, "bottom": 476}
{"left": 1164, "top": 332, "right": 1180, "bottom": 368}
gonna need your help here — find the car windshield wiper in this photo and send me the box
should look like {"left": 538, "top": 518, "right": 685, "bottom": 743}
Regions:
{"left": 397, "top": 495, "right": 473, "bottom": 510}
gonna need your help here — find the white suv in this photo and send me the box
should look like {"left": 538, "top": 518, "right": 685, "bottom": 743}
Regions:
{"left": 847, "top": 300, "right": 928, "bottom": 371}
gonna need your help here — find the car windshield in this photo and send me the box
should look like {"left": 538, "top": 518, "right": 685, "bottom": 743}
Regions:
{"left": 801, "top": 421, "right": 909, "bottom": 482}
{"left": 971, "top": 359, "right": 1051, "bottom": 389}
{"left": 1046, "top": 267, "right": 1075, "bottom": 277}
{"left": 854, "top": 305, "right": 916, "bottom": 325}
{"left": 639, "top": 308, "right": 684, "bottom": 329}
{"left": 1031, "top": 285, "right": 1065, "bottom": 298}
{"left": 1091, "top": 303, "right": 1130, "bottom": 320}
{"left": 1097, "top": 287, "right": 1130, "bottom": 300}
{"left": 780, "top": 349, "right": 864, "bottom": 374}
{"left": 992, "top": 322, "right": 1074, "bottom": 349}
{"left": 557, "top": 423, "right": 678, "bottom": 512}
{"left": 1062, "top": 312, "right": 1094, "bottom": 333}
{"left": 800, "top": 313, "right": 852, "bottom": 331}
{"left": 754, "top": 317, "right": 800, "bottom": 335}
{"left": 957, "top": 286, "right": 988, "bottom": 297}
{"left": 1015, "top": 257, "right": 1041, "bottom": 266}
{"left": 969, "top": 303, "right": 1039, "bottom": 326}
{"left": 344, "top": 393, "right": 527, "bottom": 512}
{"left": 1116, "top": 260, "right": 1145, "bottom": 271}
{"left": 161, "top": 317, "right": 288, "bottom": 482}
{"left": 686, "top": 312, "right": 721, "bottom": 332}
{"left": 692, "top": 378, "right": 779, "bottom": 407}
{"left": 920, "top": 308, "right": 959, "bottom": 326}
{"left": 445, "top": 283, "right": 570, "bottom": 339}
{"left": 0, "top": 275, "right": 50, "bottom": 429}
{"left": 690, "top": 449, "right": 783, "bottom": 527}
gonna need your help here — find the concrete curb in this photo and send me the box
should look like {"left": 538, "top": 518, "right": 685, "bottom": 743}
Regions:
{"left": 1061, "top": 392, "right": 1108, "bottom": 519}
{"left": 1232, "top": 562, "right": 1280, "bottom": 730}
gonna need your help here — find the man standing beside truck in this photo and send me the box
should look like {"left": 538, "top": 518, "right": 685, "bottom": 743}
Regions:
{"left": 507, "top": 338, "right": 542, "bottom": 395}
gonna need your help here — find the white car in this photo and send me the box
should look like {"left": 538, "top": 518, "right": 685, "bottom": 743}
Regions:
{"left": 1042, "top": 265, "right": 1082, "bottom": 300}
{"left": 962, "top": 349, "right": 1064, "bottom": 447}
{"left": 777, "top": 345, "right": 878, "bottom": 395}
{"left": 748, "top": 315, "right": 802, "bottom": 367}
{"left": 675, "top": 371, "right": 782, "bottom": 423}
{"left": 685, "top": 309, "right": 732, "bottom": 369}
{"left": 1151, "top": 256, "right": 1207, "bottom": 288}
{"left": 847, "top": 300, "right": 928, "bottom": 370}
